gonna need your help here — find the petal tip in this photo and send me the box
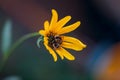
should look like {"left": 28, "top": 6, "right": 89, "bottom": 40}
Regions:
{"left": 69, "top": 57, "right": 75, "bottom": 61}
{"left": 52, "top": 9, "right": 57, "bottom": 13}
{"left": 61, "top": 57, "right": 64, "bottom": 60}
{"left": 54, "top": 58, "right": 57, "bottom": 62}
{"left": 67, "top": 16, "right": 72, "bottom": 20}
{"left": 39, "top": 30, "right": 44, "bottom": 36}
{"left": 77, "top": 21, "right": 81, "bottom": 26}
{"left": 82, "top": 43, "right": 87, "bottom": 48}
{"left": 84, "top": 44, "right": 87, "bottom": 48}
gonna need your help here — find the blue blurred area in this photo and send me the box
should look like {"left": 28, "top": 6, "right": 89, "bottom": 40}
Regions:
{"left": 0, "top": 0, "right": 120, "bottom": 80}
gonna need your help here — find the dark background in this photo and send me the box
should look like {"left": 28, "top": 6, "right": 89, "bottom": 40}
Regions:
{"left": 0, "top": 0, "right": 120, "bottom": 80}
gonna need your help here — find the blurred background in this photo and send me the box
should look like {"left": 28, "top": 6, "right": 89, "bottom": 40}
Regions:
{"left": 0, "top": 0, "right": 120, "bottom": 80}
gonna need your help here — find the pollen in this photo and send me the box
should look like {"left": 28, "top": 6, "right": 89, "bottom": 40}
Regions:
{"left": 47, "top": 34, "right": 62, "bottom": 49}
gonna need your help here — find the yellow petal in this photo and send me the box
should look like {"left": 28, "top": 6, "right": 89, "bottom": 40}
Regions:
{"left": 55, "top": 16, "right": 71, "bottom": 33}
{"left": 63, "top": 36, "right": 86, "bottom": 48}
{"left": 39, "top": 30, "right": 45, "bottom": 36}
{"left": 44, "top": 37, "right": 57, "bottom": 62}
{"left": 58, "top": 47, "right": 75, "bottom": 60}
{"left": 56, "top": 48, "right": 64, "bottom": 60}
{"left": 49, "top": 9, "right": 58, "bottom": 31}
{"left": 58, "top": 21, "right": 81, "bottom": 34}
{"left": 44, "top": 20, "right": 49, "bottom": 31}
{"left": 62, "top": 42, "right": 84, "bottom": 51}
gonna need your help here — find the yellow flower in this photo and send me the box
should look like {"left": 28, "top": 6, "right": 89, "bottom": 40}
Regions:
{"left": 39, "top": 9, "right": 86, "bottom": 62}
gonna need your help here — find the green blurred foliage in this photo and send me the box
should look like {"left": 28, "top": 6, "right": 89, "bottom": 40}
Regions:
{"left": 1, "top": 19, "right": 12, "bottom": 54}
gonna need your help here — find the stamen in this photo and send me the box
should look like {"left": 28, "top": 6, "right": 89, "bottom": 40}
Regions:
{"left": 47, "top": 34, "right": 62, "bottom": 49}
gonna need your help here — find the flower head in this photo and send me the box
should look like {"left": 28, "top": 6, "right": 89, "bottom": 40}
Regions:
{"left": 39, "top": 9, "right": 86, "bottom": 62}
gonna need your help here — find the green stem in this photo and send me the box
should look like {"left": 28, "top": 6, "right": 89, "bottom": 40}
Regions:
{"left": 0, "top": 32, "right": 40, "bottom": 72}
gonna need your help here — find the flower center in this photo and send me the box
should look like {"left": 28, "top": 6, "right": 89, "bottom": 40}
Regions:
{"left": 47, "top": 33, "right": 62, "bottom": 49}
